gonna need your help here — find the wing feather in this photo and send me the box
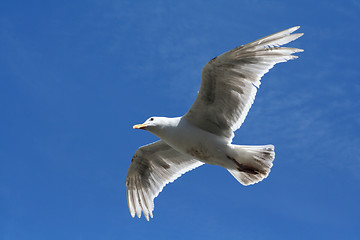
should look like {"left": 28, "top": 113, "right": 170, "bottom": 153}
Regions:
{"left": 126, "top": 140, "right": 203, "bottom": 221}
{"left": 184, "top": 26, "right": 303, "bottom": 139}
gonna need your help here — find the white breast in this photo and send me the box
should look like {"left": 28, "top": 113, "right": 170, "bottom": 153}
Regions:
{"left": 158, "top": 118, "right": 231, "bottom": 165}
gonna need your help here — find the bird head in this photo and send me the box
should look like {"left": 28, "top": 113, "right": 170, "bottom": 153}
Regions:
{"left": 133, "top": 117, "right": 162, "bottom": 131}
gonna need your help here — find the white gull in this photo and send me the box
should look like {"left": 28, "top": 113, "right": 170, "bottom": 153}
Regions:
{"left": 126, "top": 26, "right": 303, "bottom": 221}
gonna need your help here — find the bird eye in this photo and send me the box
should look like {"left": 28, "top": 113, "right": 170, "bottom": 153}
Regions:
{"left": 150, "top": 118, "right": 154, "bottom": 121}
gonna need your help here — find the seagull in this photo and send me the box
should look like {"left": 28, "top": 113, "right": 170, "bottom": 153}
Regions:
{"left": 126, "top": 26, "right": 303, "bottom": 221}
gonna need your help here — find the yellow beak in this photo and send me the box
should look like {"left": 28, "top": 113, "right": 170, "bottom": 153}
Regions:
{"left": 133, "top": 123, "right": 148, "bottom": 129}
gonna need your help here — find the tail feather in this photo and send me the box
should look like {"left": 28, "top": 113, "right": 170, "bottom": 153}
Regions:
{"left": 227, "top": 145, "right": 275, "bottom": 186}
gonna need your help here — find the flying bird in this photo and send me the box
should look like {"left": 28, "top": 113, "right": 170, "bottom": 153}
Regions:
{"left": 126, "top": 26, "right": 303, "bottom": 221}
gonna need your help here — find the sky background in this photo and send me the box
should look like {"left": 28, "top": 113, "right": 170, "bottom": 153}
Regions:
{"left": 1, "top": 0, "right": 360, "bottom": 239}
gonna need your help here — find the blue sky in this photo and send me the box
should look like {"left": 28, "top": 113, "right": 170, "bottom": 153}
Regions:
{"left": 1, "top": 0, "right": 359, "bottom": 239}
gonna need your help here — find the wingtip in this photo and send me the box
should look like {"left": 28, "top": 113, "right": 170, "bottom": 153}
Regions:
{"left": 127, "top": 189, "right": 137, "bottom": 219}
{"left": 290, "top": 26, "right": 301, "bottom": 32}
{"left": 290, "top": 26, "right": 304, "bottom": 38}
{"left": 291, "top": 32, "right": 304, "bottom": 39}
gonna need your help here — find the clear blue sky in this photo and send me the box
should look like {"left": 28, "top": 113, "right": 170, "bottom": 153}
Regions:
{"left": 1, "top": 1, "right": 359, "bottom": 239}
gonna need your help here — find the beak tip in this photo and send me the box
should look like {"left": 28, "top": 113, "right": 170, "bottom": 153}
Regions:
{"left": 133, "top": 124, "right": 147, "bottom": 129}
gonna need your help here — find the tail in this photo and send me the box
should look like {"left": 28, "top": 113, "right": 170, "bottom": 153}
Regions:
{"left": 226, "top": 145, "right": 275, "bottom": 186}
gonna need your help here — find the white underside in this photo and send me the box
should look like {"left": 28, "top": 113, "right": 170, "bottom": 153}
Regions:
{"left": 152, "top": 117, "right": 248, "bottom": 169}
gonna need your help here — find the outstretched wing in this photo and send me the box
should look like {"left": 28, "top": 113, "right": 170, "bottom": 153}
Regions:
{"left": 126, "top": 140, "right": 203, "bottom": 221}
{"left": 184, "top": 26, "right": 303, "bottom": 139}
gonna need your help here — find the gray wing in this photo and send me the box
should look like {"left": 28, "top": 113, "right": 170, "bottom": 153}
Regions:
{"left": 184, "top": 26, "right": 304, "bottom": 139}
{"left": 126, "top": 140, "right": 203, "bottom": 221}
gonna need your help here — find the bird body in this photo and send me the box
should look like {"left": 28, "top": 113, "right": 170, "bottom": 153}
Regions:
{"left": 140, "top": 117, "right": 230, "bottom": 166}
{"left": 137, "top": 116, "right": 271, "bottom": 172}
{"left": 127, "top": 26, "right": 303, "bottom": 221}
